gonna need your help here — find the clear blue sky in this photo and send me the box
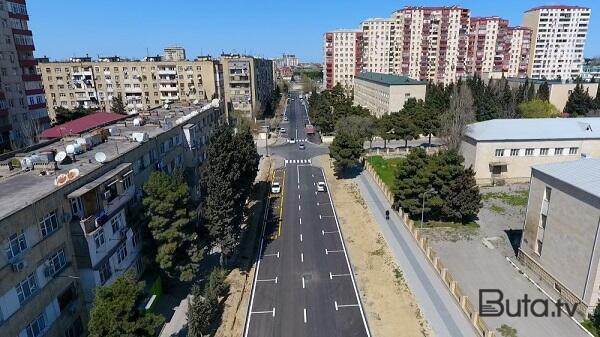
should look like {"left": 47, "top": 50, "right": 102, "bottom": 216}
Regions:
{"left": 29, "top": 0, "right": 599, "bottom": 63}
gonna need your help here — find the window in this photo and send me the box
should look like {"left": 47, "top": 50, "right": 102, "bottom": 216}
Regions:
{"left": 131, "top": 231, "right": 140, "bottom": 248}
{"left": 47, "top": 249, "right": 67, "bottom": 276}
{"left": 122, "top": 172, "right": 133, "bottom": 190}
{"left": 540, "top": 148, "right": 549, "bottom": 156}
{"left": 110, "top": 213, "right": 122, "bottom": 234}
{"left": 16, "top": 272, "right": 39, "bottom": 304}
{"left": 540, "top": 214, "right": 547, "bottom": 230}
{"left": 70, "top": 197, "right": 83, "bottom": 217}
{"left": 6, "top": 230, "right": 27, "bottom": 259}
{"left": 116, "top": 243, "right": 128, "bottom": 264}
{"left": 39, "top": 211, "right": 59, "bottom": 237}
{"left": 495, "top": 149, "right": 505, "bottom": 157}
{"left": 93, "top": 228, "right": 105, "bottom": 249}
{"left": 536, "top": 239, "right": 543, "bottom": 255}
{"left": 525, "top": 148, "right": 534, "bottom": 156}
{"left": 25, "top": 313, "right": 46, "bottom": 337}
{"left": 569, "top": 147, "right": 578, "bottom": 155}
{"left": 99, "top": 261, "right": 112, "bottom": 284}
{"left": 544, "top": 186, "right": 552, "bottom": 202}
{"left": 510, "top": 149, "right": 520, "bottom": 156}
{"left": 554, "top": 148, "right": 563, "bottom": 155}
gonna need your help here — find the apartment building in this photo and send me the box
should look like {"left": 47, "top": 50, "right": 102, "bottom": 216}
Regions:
{"left": 0, "top": 0, "right": 49, "bottom": 150}
{"left": 0, "top": 100, "right": 224, "bottom": 337}
{"left": 460, "top": 118, "right": 600, "bottom": 185}
{"left": 163, "top": 46, "right": 186, "bottom": 62}
{"left": 519, "top": 158, "right": 600, "bottom": 315}
{"left": 38, "top": 56, "right": 224, "bottom": 122}
{"left": 353, "top": 72, "right": 426, "bottom": 117}
{"left": 220, "top": 54, "right": 275, "bottom": 118}
{"left": 273, "top": 54, "right": 299, "bottom": 69}
{"left": 323, "top": 29, "right": 364, "bottom": 90}
{"left": 466, "top": 17, "right": 531, "bottom": 78}
{"left": 523, "top": 5, "right": 591, "bottom": 80}
{"left": 361, "top": 18, "right": 393, "bottom": 74}
{"left": 582, "top": 62, "right": 600, "bottom": 82}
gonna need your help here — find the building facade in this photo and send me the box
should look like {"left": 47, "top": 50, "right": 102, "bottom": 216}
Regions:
{"left": 353, "top": 72, "right": 426, "bottom": 117}
{"left": 0, "top": 0, "right": 49, "bottom": 149}
{"left": 519, "top": 158, "right": 600, "bottom": 315}
{"left": 460, "top": 118, "right": 600, "bottom": 185}
{"left": 523, "top": 5, "right": 591, "bottom": 80}
{"left": 273, "top": 54, "right": 298, "bottom": 69}
{"left": 361, "top": 18, "right": 393, "bottom": 74}
{"left": 38, "top": 56, "right": 223, "bottom": 122}
{"left": 0, "top": 100, "right": 225, "bottom": 337}
{"left": 323, "top": 29, "right": 364, "bottom": 90}
{"left": 220, "top": 54, "right": 275, "bottom": 118}
{"left": 163, "top": 46, "right": 186, "bottom": 62}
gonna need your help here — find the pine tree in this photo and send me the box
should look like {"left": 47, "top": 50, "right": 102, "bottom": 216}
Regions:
{"left": 564, "top": 82, "right": 594, "bottom": 116}
{"left": 143, "top": 171, "right": 202, "bottom": 281}
{"left": 443, "top": 166, "right": 482, "bottom": 222}
{"left": 329, "top": 131, "right": 365, "bottom": 173}
{"left": 187, "top": 283, "right": 218, "bottom": 337}
{"left": 537, "top": 81, "right": 550, "bottom": 101}
{"left": 526, "top": 82, "right": 536, "bottom": 101}
{"left": 111, "top": 93, "right": 126, "bottom": 114}
{"left": 391, "top": 112, "right": 419, "bottom": 149}
{"left": 88, "top": 272, "right": 164, "bottom": 337}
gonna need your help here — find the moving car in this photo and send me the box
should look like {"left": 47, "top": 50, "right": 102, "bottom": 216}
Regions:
{"left": 299, "top": 143, "right": 305, "bottom": 150}
{"left": 271, "top": 182, "right": 281, "bottom": 194}
{"left": 317, "top": 182, "right": 326, "bottom": 192}
{"left": 283, "top": 116, "right": 288, "bottom": 121}
{"left": 289, "top": 138, "right": 296, "bottom": 144}
{"left": 280, "top": 128, "right": 286, "bottom": 133}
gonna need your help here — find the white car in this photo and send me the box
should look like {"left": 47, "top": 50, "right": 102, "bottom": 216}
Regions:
{"left": 283, "top": 116, "right": 288, "bottom": 121}
{"left": 280, "top": 128, "right": 286, "bottom": 133}
{"left": 317, "top": 182, "right": 326, "bottom": 192}
{"left": 289, "top": 138, "right": 296, "bottom": 144}
{"left": 271, "top": 182, "right": 281, "bottom": 194}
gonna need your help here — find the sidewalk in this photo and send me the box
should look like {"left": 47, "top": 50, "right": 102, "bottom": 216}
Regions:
{"left": 355, "top": 170, "right": 478, "bottom": 337}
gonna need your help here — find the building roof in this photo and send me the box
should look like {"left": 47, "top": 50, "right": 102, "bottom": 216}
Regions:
{"left": 40, "top": 112, "right": 129, "bottom": 139}
{"left": 533, "top": 158, "right": 600, "bottom": 199}
{"left": 525, "top": 5, "right": 590, "bottom": 13}
{"left": 464, "top": 118, "right": 600, "bottom": 141}
{"left": 356, "top": 72, "right": 426, "bottom": 86}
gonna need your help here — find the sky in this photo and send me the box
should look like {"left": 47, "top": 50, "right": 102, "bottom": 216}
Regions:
{"left": 28, "top": 0, "right": 599, "bottom": 63}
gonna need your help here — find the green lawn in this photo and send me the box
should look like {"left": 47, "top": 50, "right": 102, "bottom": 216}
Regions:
{"left": 366, "top": 156, "right": 404, "bottom": 189}
{"left": 482, "top": 190, "right": 529, "bottom": 207}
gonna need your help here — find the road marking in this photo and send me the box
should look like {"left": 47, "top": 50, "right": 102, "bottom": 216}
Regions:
{"left": 299, "top": 218, "right": 302, "bottom": 225}
{"left": 325, "top": 249, "right": 344, "bottom": 255}
{"left": 298, "top": 194, "right": 301, "bottom": 200}
{"left": 297, "top": 184, "right": 300, "bottom": 190}
{"left": 251, "top": 308, "right": 276, "bottom": 317}
{"left": 316, "top": 202, "right": 319, "bottom": 206}
{"left": 303, "top": 308, "right": 307, "bottom": 323}
{"left": 329, "top": 272, "right": 351, "bottom": 279}
{"left": 301, "top": 253, "right": 304, "bottom": 262}
{"left": 302, "top": 276, "right": 305, "bottom": 289}
{"left": 322, "top": 230, "right": 339, "bottom": 235}
{"left": 319, "top": 214, "right": 322, "bottom": 219}
{"left": 298, "top": 205, "right": 301, "bottom": 211}
{"left": 263, "top": 252, "right": 280, "bottom": 258}
{"left": 257, "top": 277, "right": 278, "bottom": 284}
{"left": 300, "top": 234, "right": 303, "bottom": 242}
{"left": 334, "top": 301, "right": 359, "bottom": 311}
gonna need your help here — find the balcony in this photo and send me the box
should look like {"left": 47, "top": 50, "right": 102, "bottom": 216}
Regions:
{"left": 159, "top": 86, "right": 178, "bottom": 92}
{"left": 158, "top": 69, "right": 176, "bottom": 75}
{"left": 22, "top": 74, "right": 41, "bottom": 82}
{"left": 15, "top": 43, "right": 34, "bottom": 52}
{"left": 28, "top": 102, "right": 46, "bottom": 110}
{"left": 19, "top": 59, "right": 37, "bottom": 68}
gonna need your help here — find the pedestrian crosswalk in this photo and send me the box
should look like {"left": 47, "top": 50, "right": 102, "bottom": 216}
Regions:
{"left": 284, "top": 159, "right": 312, "bottom": 165}
{"left": 288, "top": 138, "right": 308, "bottom": 143}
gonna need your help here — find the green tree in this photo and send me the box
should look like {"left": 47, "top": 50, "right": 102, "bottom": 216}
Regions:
{"left": 443, "top": 166, "right": 481, "bottom": 223}
{"left": 391, "top": 112, "right": 419, "bottom": 149}
{"left": 496, "top": 324, "right": 518, "bottom": 337}
{"left": 526, "top": 82, "right": 536, "bottom": 101}
{"left": 111, "top": 93, "right": 126, "bottom": 114}
{"left": 335, "top": 115, "right": 376, "bottom": 146}
{"left": 329, "top": 131, "right": 365, "bottom": 173}
{"left": 54, "top": 106, "right": 97, "bottom": 125}
{"left": 518, "top": 99, "right": 560, "bottom": 118}
{"left": 537, "top": 81, "right": 550, "bottom": 101}
{"left": 564, "top": 82, "right": 594, "bottom": 116}
{"left": 407, "top": 98, "right": 439, "bottom": 145}
{"left": 88, "top": 272, "right": 164, "bottom": 337}
{"left": 143, "top": 171, "right": 203, "bottom": 281}
{"left": 440, "top": 82, "right": 475, "bottom": 151}
{"left": 204, "top": 267, "right": 230, "bottom": 298}
{"left": 376, "top": 114, "right": 395, "bottom": 149}
{"left": 187, "top": 283, "right": 218, "bottom": 337}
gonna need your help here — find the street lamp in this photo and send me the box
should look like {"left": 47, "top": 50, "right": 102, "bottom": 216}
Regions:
{"left": 421, "top": 188, "right": 436, "bottom": 228}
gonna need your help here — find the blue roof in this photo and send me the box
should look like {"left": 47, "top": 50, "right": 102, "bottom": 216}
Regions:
{"left": 465, "top": 118, "right": 600, "bottom": 141}
{"left": 533, "top": 158, "right": 600, "bottom": 199}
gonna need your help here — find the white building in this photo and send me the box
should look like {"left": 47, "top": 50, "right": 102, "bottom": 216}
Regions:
{"left": 353, "top": 72, "right": 426, "bottom": 117}
{"left": 523, "top": 5, "right": 591, "bottom": 80}
{"left": 323, "top": 29, "right": 363, "bottom": 89}
{"left": 361, "top": 18, "right": 393, "bottom": 74}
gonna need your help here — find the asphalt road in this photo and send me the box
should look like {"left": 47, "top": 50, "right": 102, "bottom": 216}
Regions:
{"left": 244, "top": 92, "right": 370, "bottom": 337}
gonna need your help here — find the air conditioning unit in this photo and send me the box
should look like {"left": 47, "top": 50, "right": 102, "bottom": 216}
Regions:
{"left": 11, "top": 260, "right": 26, "bottom": 272}
{"left": 103, "top": 190, "right": 111, "bottom": 200}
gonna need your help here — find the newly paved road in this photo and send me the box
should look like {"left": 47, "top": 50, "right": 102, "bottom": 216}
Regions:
{"left": 244, "top": 92, "right": 370, "bottom": 337}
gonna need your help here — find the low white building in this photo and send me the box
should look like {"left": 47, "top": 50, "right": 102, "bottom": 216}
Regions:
{"left": 460, "top": 118, "right": 600, "bottom": 185}
{"left": 353, "top": 72, "right": 426, "bottom": 117}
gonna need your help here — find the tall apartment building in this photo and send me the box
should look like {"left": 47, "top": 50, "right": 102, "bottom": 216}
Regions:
{"left": 273, "top": 54, "right": 299, "bottom": 69}
{"left": 0, "top": 100, "right": 224, "bottom": 337}
{"left": 220, "top": 54, "right": 275, "bottom": 118}
{"left": 163, "top": 46, "right": 186, "bottom": 62}
{"left": 391, "top": 6, "right": 470, "bottom": 85}
{"left": 466, "top": 17, "right": 531, "bottom": 78}
{"left": 38, "top": 56, "right": 223, "bottom": 122}
{"left": 0, "top": 0, "right": 49, "bottom": 150}
{"left": 323, "top": 29, "right": 364, "bottom": 90}
{"left": 361, "top": 18, "right": 393, "bottom": 74}
{"left": 523, "top": 5, "right": 591, "bottom": 80}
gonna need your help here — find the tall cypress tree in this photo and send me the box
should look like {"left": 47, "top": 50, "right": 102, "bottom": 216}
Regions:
{"left": 564, "top": 83, "right": 594, "bottom": 116}
{"left": 537, "top": 81, "right": 550, "bottom": 101}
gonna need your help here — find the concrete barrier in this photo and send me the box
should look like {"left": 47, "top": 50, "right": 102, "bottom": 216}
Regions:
{"left": 364, "top": 160, "right": 496, "bottom": 337}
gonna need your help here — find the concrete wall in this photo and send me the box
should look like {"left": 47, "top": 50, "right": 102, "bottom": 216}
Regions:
{"left": 550, "top": 82, "right": 599, "bottom": 112}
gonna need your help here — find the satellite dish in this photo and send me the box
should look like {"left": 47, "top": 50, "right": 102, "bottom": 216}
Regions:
{"left": 65, "top": 144, "right": 75, "bottom": 154}
{"left": 55, "top": 151, "right": 67, "bottom": 163}
{"left": 94, "top": 152, "right": 107, "bottom": 163}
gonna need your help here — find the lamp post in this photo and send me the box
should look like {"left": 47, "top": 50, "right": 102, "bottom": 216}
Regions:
{"left": 421, "top": 188, "right": 436, "bottom": 228}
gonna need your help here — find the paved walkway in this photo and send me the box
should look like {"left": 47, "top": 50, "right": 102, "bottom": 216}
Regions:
{"left": 355, "top": 170, "right": 478, "bottom": 337}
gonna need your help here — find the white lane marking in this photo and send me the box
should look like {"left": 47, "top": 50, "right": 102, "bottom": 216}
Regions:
{"left": 316, "top": 202, "right": 319, "bottom": 206}
{"left": 319, "top": 214, "right": 322, "bottom": 219}
{"left": 325, "top": 249, "right": 344, "bottom": 255}
{"left": 297, "top": 165, "right": 300, "bottom": 184}
{"left": 297, "top": 184, "right": 300, "bottom": 190}
{"left": 303, "top": 308, "right": 307, "bottom": 323}
{"left": 300, "top": 234, "right": 303, "bottom": 242}
{"left": 302, "top": 276, "right": 305, "bottom": 289}
{"left": 251, "top": 308, "right": 276, "bottom": 317}
{"left": 298, "top": 194, "right": 301, "bottom": 200}
{"left": 263, "top": 252, "right": 280, "bottom": 258}
{"left": 299, "top": 218, "right": 302, "bottom": 225}
{"left": 334, "top": 301, "right": 338, "bottom": 311}
{"left": 298, "top": 205, "right": 301, "bottom": 211}
{"left": 257, "top": 277, "right": 278, "bottom": 284}
{"left": 301, "top": 253, "right": 304, "bottom": 262}
{"left": 322, "top": 230, "right": 339, "bottom": 235}
{"left": 330, "top": 272, "right": 351, "bottom": 279}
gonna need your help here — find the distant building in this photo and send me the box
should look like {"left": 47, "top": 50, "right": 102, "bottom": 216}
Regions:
{"left": 273, "top": 54, "right": 298, "bottom": 69}
{"left": 519, "top": 158, "right": 600, "bottom": 315}
{"left": 163, "top": 46, "right": 186, "bottom": 61}
{"left": 523, "top": 5, "right": 591, "bottom": 80}
{"left": 361, "top": 18, "right": 393, "bottom": 74}
{"left": 582, "top": 62, "right": 600, "bottom": 82}
{"left": 353, "top": 72, "right": 426, "bottom": 117}
{"left": 460, "top": 118, "right": 600, "bottom": 185}
{"left": 323, "top": 29, "right": 364, "bottom": 90}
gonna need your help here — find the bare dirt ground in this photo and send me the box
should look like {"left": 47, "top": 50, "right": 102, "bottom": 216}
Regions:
{"left": 320, "top": 156, "right": 432, "bottom": 337}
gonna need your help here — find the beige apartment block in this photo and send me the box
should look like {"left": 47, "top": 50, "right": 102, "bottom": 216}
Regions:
{"left": 323, "top": 29, "right": 364, "bottom": 90}
{"left": 0, "top": 100, "right": 224, "bottom": 337}
{"left": 353, "top": 72, "right": 426, "bottom": 117}
{"left": 460, "top": 118, "right": 600, "bottom": 185}
{"left": 361, "top": 18, "right": 393, "bottom": 74}
{"left": 38, "top": 55, "right": 223, "bottom": 122}
{"left": 523, "top": 5, "right": 591, "bottom": 80}
{"left": 163, "top": 46, "right": 186, "bottom": 62}
{"left": 220, "top": 54, "right": 275, "bottom": 118}
{"left": 519, "top": 158, "right": 600, "bottom": 315}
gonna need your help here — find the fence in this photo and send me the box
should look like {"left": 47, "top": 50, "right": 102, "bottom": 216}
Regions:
{"left": 364, "top": 161, "right": 496, "bottom": 337}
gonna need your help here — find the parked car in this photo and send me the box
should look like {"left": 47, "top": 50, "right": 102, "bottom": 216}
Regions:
{"left": 271, "top": 182, "right": 281, "bottom": 194}
{"left": 317, "top": 182, "right": 326, "bottom": 192}
{"left": 299, "top": 143, "right": 305, "bottom": 150}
